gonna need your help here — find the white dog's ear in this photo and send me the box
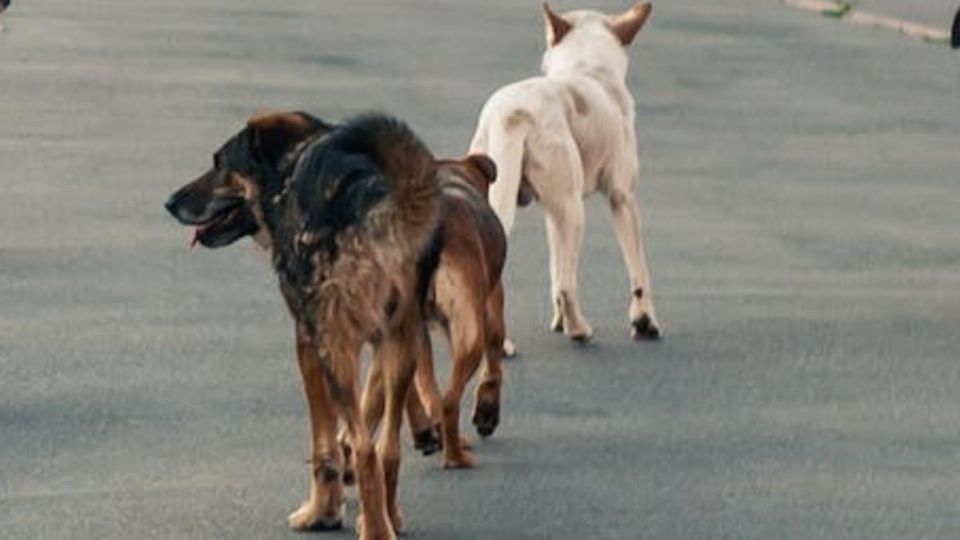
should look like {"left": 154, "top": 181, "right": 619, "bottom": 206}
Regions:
{"left": 608, "top": 2, "right": 652, "bottom": 46}
{"left": 543, "top": 3, "right": 572, "bottom": 46}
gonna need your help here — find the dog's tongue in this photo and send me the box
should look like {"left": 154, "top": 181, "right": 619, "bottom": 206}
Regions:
{"left": 190, "top": 228, "right": 201, "bottom": 249}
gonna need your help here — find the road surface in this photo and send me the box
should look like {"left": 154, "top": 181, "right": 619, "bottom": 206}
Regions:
{"left": 2, "top": 1, "right": 959, "bottom": 538}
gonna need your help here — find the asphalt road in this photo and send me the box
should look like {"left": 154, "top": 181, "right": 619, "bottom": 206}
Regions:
{"left": 859, "top": 0, "right": 957, "bottom": 28}
{"left": 2, "top": 1, "right": 959, "bottom": 539}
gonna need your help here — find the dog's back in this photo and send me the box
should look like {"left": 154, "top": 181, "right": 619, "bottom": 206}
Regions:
{"left": 435, "top": 157, "right": 506, "bottom": 288}
{"left": 273, "top": 115, "right": 440, "bottom": 327}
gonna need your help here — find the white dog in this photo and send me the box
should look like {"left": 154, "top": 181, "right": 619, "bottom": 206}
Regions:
{"left": 469, "top": 1, "right": 661, "bottom": 343}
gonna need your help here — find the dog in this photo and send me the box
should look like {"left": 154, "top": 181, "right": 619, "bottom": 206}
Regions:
{"left": 359, "top": 154, "right": 508, "bottom": 470}
{"left": 427, "top": 156, "right": 507, "bottom": 465}
{"left": 952, "top": 6, "right": 960, "bottom": 48}
{"left": 165, "top": 111, "right": 508, "bottom": 536}
{"left": 469, "top": 1, "right": 662, "bottom": 343}
{"left": 166, "top": 111, "right": 439, "bottom": 540}
{"left": 0, "top": 0, "right": 9, "bottom": 31}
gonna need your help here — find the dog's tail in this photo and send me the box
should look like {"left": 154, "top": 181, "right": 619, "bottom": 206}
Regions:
{"left": 325, "top": 114, "right": 439, "bottom": 251}
{"left": 470, "top": 113, "right": 530, "bottom": 235}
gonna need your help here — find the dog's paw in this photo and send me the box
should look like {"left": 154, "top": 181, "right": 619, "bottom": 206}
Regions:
{"left": 389, "top": 508, "right": 405, "bottom": 536}
{"left": 566, "top": 320, "right": 594, "bottom": 343}
{"left": 442, "top": 448, "right": 475, "bottom": 469}
{"left": 355, "top": 513, "right": 398, "bottom": 540}
{"left": 341, "top": 443, "right": 356, "bottom": 486}
{"left": 413, "top": 426, "right": 441, "bottom": 456}
{"left": 287, "top": 500, "right": 343, "bottom": 532}
{"left": 472, "top": 401, "right": 500, "bottom": 438}
{"left": 631, "top": 313, "right": 662, "bottom": 340}
{"left": 550, "top": 310, "right": 564, "bottom": 333}
{"left": 569, "top": 331, "right": 593, "bottom": 344}
{"left": 555, "top": 293, "right": 593, "bottom": 341}
{"left": 502, "top": 338, "right": 518, "bottom": 358}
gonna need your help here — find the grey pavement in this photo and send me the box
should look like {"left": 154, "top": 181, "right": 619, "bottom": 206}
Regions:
{"left": 857, "top": 0, "right": 957, "bottom": 28}
{"left": 2, "top": 1, "right": 959, "bottom": 539}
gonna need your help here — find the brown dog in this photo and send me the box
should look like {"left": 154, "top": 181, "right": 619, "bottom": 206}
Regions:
{"left": 166, "top": 111, "right": 440, "bottom": 539}
{"left": 360, "top": 155, "right": 508, "bottom": 469}
{"left": 165, "top": 111, "right": 508, "bottom": 537}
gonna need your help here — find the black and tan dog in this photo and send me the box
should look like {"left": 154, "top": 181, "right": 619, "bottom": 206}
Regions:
{"left": 165, "top": 111, "right": 506, "bottom": 536}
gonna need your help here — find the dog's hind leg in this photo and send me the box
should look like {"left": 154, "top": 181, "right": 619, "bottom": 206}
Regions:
{"left": 605, "top": 172, "right": 662, "bottom": 340}
{"left": 361, "top": 358, "right": 386, "bottom": 434}
{"left": 541, "top": 193, "right": 592, "bottom": 342}
{"left": 406, "top": 381, "right": 440, "bottom": 456}
{"left": 440, "top": 301, "right": 487, "bottom": 468}
{"left": 545, "top": 215, "right": 564, "bottom": 333}
{"left": 336, "top": 349, "right": 387, "bottom": 488}
{"left": 533, "top": 135, "right": 593, "bottom": 341}
{"left": 357, "top": 345, "right": 439, "bottom": 461}
{"left": 412, "top": 325, "right": 445, "bottom": 447}
{"left": 374, "top": 323, "right": 419, "bottom": 535}
{"left": 288, "top": 328, "right": 345, "bottom": 532}
{"left": 342, "top": 357, "right": 388, "bottom": 488}
{"left": 473, "top": 281, "right": 506, "bottom": 438}
{"left": 319, "top": 338, "right": 395, "bottom": 540}
{"left": 544, "top": 210, "right": 592, "bottom": 341}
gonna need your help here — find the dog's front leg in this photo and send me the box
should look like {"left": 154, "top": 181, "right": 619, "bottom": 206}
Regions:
{"left": 288, "top": 327, "right": 345, "bottom": 532}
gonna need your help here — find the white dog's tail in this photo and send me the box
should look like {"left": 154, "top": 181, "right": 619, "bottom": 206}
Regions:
{"left": 470, "top": 118, "right": 529, "bottom": 235}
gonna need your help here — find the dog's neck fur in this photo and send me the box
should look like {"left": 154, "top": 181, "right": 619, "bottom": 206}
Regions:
{"left": 250, "top": 130, "right": 331, "bottom": 253}
{"left": 246, "top": 131, "right": 336, "bottom": 330}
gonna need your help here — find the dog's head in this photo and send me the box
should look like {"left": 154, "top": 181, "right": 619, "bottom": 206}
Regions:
{"left": 164, "top": 111, "right": 331, "bottom": 249}
{"left": 435, "top": 154, "right": 497, "bottom": 197}
{"left": 541, "top": 2, "right": 652, "bottom": 76}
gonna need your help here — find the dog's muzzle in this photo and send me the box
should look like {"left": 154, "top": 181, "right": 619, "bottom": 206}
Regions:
{"left": 165, "top": 189, "right": 242, "bottom": 226}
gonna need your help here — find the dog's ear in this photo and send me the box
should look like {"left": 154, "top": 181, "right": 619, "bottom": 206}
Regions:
{"left": 247, "top": 111, "right": 329, "bottom": 167}
{"left": 439, "top": 154, "right": 498, "bottom": 197}
{"left": 543, "top": 3, "right": 572, "bottom": 46}
{"left": 464, "top": 154, "right": 497, "bottom": 186}
{"left": 607, "top": 2, "right": 652, "bottom": 46}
